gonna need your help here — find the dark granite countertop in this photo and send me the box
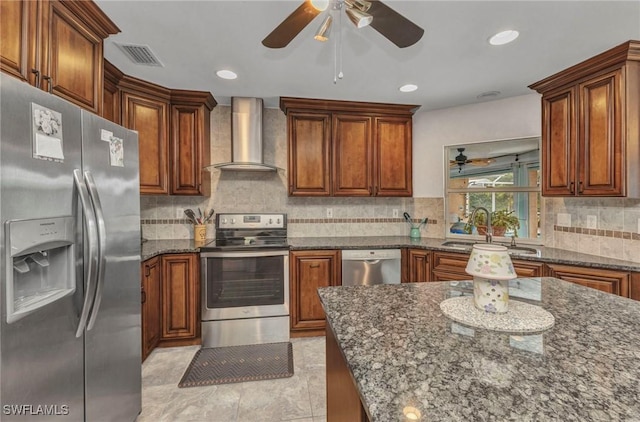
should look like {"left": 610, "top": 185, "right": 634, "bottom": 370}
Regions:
{"left": 318, "top": 278, "right": 640, "bottom": 421}
{"left": 288, "top": 236, "right": 640, "bottom": 272}
{"left": 141, "top": 239, "right": 213, "bottom": 261}
{"left": 142, "top": 236, "right": 639, "bottom": 272}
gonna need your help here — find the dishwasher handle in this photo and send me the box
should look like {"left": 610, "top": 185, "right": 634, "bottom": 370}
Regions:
{"left": 341, "top": 249, "right": 401, "bottom": 261}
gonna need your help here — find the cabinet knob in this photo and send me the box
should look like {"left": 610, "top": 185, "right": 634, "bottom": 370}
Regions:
{"left": 141, "top": 288, "right": 146, "bottom": 304}
{"left": 578, "top": 181, "right": 584, "bottom": 194}
{"left": 309, "top": 263, "right": 320, "bottom": 268}
{"left": 570, "top": 181, "right": 575, "bottom": 194}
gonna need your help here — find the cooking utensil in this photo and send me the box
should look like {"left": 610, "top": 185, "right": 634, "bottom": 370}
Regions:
{"left": 184, "top": 209, "right": 197, "bottom": 224}
{"left": 204, "top": 208, "right": 215, "bottom": 223}
{"left": 403, "top": 212, "right": 412, "bottom": 224}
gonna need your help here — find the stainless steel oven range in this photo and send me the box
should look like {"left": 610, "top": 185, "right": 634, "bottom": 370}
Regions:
{"left": 199, "top": 213, "right": 289, "bottom": 348}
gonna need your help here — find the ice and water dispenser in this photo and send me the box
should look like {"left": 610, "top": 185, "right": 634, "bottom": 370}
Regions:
{"left": 5, "top": 216, "right": 75, "bottom": 323}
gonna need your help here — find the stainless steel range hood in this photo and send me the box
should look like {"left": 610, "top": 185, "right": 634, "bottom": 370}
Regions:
{"left": 213, "top": 97, "right": 277, "bottom": 172}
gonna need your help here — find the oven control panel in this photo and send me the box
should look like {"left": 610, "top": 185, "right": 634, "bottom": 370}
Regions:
{"left": 216, "top": 213, "right": 287, "bottom": 229}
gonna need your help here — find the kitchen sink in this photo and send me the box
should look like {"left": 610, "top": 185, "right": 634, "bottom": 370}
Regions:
{"left": 441, "top": 241, "right": 540, "bottom": 256}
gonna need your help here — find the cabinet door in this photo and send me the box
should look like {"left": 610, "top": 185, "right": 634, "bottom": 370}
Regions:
{"left": 546, "top": 263, "right": 629, "bottom": 297}
{"left": 374, "top": 116, "right": 412, "bottom": 196}
{"left": 290, "top": 250, "right": 341, "bottom": 332}
{"left": 511, "top": 259, "right": 544, "bottom": 277}
{"left": 578, "top": 69, "right": 624, "bottom": 196}
{"left": 161, "top": 254, "right": 199, "bottom": 340}
{"left": 123, "top": 91, "right": 169, "bottom": 194}
{"left": 407, "top": 249, "right": 431, "bottom": 282}
{"left": 171, "top": 104, "right": 207, "bottom": 195}
{"left": 541, "top": 86, "right": 577, "bottom": 196}
{"left": 141, "top": 257, "right": 161, "bottom": 362}
{"left": 332, "top": 114, "right": 373, "bottom": 196}
{"left": 0, "top": 0, "right": 37, "bottom": 84}
{"left": 41, "top": 0, "right": 104, "bottom": 113}
{"left": 288, "top": 112, "right": 332, "bottom": 196}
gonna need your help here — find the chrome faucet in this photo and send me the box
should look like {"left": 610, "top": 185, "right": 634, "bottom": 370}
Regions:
{"left": 469, "top": 207, "right": 492, "bottom": 243}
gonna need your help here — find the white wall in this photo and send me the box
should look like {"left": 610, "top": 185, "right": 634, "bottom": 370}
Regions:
{"left": 412, "top": 94, "right": 541, "bottom": 198}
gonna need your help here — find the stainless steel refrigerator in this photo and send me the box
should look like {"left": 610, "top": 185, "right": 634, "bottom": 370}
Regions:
{"left": 0, "top": 74, "right": 141, "bottom": 421}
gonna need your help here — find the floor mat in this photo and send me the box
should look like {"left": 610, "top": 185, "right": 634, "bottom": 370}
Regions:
{"left": 178, "top": 342, "right": 294, "bottom": 387}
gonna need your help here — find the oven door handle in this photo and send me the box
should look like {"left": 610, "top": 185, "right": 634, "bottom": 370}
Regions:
{"left": 200, "top": 249, "right": 290, "bottom": 258}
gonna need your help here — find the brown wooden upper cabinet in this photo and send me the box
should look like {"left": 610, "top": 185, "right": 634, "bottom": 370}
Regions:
{"left": 107, "top": 65, "right": 216, "bottom": 195}
{"left": 529, "top": 40, "right": 640, "bottom": 197}
{"left": 281, "top": 97, "right": 417, "bottom": 197}
{"left": 0, "top": 0, "right": 119, "bottom": 114}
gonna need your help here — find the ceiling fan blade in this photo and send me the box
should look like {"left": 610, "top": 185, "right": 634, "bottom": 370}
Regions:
{"left": 367, "top": 0, "right": 424, "bottom": 48}
{"left": 262, "top": 1, "right": 322, "bottom": 48}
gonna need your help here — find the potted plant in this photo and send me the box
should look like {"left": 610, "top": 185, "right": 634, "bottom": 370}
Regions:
{"left": 464, "top": 209, "right": 520, "bottom": 237}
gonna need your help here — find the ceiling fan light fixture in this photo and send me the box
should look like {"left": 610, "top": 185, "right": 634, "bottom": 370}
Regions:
{"left": 344, "top": 0, "right": 371, "bottom": 12}
{"left": 314, "top": 14, "right": 333, "bottom": 42}
{"left": 345, "top": 7, "right": 372, "bottom": 29}
{"left": 489, "top": 30, "right": 519, "bottom": 46}
{"left": 310, "top": 0, "right": 330, "bottom": 12}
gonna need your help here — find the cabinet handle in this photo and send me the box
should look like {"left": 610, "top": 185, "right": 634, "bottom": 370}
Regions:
{"left": 578, "top": 181, "right": 584, "bottom": 194}
{"left": 141, "top": 288, "right": 146, "bottom": 304}
{"left": 31, "top": 69, "right": 40, "bottom": 88}
{"left": 309, "top": 263, "right": 320, "bottom": 268}
{"left": 42, "top": 75, "right": 52, "bottom": 93}
{"left": 569, "top": 181, "right": 575, "bottom": 194}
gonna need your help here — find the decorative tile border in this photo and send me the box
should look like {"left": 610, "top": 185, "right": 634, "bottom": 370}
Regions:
{"left": 141, "top": 218, "right": 202, "bottom": 225}
{"left": 554, "top": 225, "right": 640, "bottom": 240}
{"left": 288, "top": 218, "right": 438, "bottom": 224}
{"left": 141, "top": 218, "right": 438, "bottom": 225}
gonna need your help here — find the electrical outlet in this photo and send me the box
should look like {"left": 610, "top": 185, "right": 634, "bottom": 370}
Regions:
{"left": 326, "top": 208, "right": 333, "bottom": 218}
{"left": 392, "top": 209, "right": 399, "bottom": 218}
{"left": 586, "top": 215, "right": 597, "bottom": 229}
{"left": 176, "top": 208, "right": 184, "bottom": 219}
{"left": 557, "top": 213, "right": 571, "bottom": 227}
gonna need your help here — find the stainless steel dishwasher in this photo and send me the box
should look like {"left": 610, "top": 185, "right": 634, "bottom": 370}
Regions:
{"left": 341, "top": 249, "right": 401, "bottom": 286}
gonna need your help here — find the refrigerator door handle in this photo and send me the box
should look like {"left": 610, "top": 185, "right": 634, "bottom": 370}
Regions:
{"left": 73, "top": 169, "right": 99, "bottom": 338}
{"left": 84, "top": 171, "right": 107, "bottom": 331}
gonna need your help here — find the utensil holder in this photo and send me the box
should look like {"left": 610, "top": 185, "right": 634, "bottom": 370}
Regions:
{"left": 410, "top": 227, "right": 421, "bottom": 239}
{"left": 194, "top": 225, "right": 206, "bottom": 242}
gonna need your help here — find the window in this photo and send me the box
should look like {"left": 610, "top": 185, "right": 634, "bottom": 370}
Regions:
{"left": 446, "top": 138, "right": 541, "bottom": 241}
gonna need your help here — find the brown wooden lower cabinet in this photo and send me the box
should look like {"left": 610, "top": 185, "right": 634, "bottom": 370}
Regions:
{"left": 290, "top": 250, "right": 341, "bottom": 336}
{"left": 545, "top": 263, "right": 630, "bottom": 297}
{"left": 406, "top": 249, "right": 431, "bottom": 282}
{"left": 141, "top": 253, "right": 200, "bottom": 361}
{"left": 160, "top": 253, "right": 200, "bottom": 343}
{"left": 141, "top": 256, "right": 161, "bottom": 362}
{"left": 431, "top": 251, "right": 544, "bottom": 281}
{"left": 326, "top": 322, "right": 369, "bottom": 422}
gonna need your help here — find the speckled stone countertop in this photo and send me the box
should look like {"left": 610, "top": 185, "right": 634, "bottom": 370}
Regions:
{"left": 141, "top": 239, "right": 213, "bottom": 261}
{"left": 318, "top": 278, "right": 640, "bottom": 421}
{"left": 142, "top": 236, "right": 639, "bottom": 272}
{"left": 288, "top": 236, "right": 640, "bottom": 271}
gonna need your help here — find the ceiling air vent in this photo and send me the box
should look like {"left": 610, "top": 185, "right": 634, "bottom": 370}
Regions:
{"left": 116, "top": 43, "right": 164, "bottom": 67}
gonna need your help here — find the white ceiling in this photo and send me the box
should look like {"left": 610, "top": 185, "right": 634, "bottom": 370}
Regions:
{"left": 96, "top": 0, "right": 640, "bottom": 111}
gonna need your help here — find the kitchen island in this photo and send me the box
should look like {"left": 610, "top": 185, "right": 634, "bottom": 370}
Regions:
{"left": 318, "top": 278, "right": 640, "bottom": 421}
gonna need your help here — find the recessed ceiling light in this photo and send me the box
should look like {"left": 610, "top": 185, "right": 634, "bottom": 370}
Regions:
{"left": 489, "top": 30, "right": 519, "bottom": 46}
{"left": 477, "top": 91, "right": 501, "bottom": 99}
{"left": 399, "top": 84, "right": 418, "bottom": 93}
{"left": 216, "top": 70, "right": 237, "bottom": 80}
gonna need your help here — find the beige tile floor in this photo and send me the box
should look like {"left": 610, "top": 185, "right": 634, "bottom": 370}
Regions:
{"left": 136, "top": 337, "right": 327, "bottom": 422}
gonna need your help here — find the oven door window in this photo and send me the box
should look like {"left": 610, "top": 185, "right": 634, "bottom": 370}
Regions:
{"left": 206, "top": 255, "right": 284, "bottom": 308}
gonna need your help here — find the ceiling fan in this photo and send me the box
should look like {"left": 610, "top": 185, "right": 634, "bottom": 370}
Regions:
{"left": 450, "top": 148, "right": 494, "bottom": 172}
{"left": 262, "top": 0, "right": 424, "bottom": 49}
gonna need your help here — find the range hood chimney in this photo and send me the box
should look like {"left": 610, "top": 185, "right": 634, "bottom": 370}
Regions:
{"left": 213, "top": 97, "right": 277, "bottom": 171}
